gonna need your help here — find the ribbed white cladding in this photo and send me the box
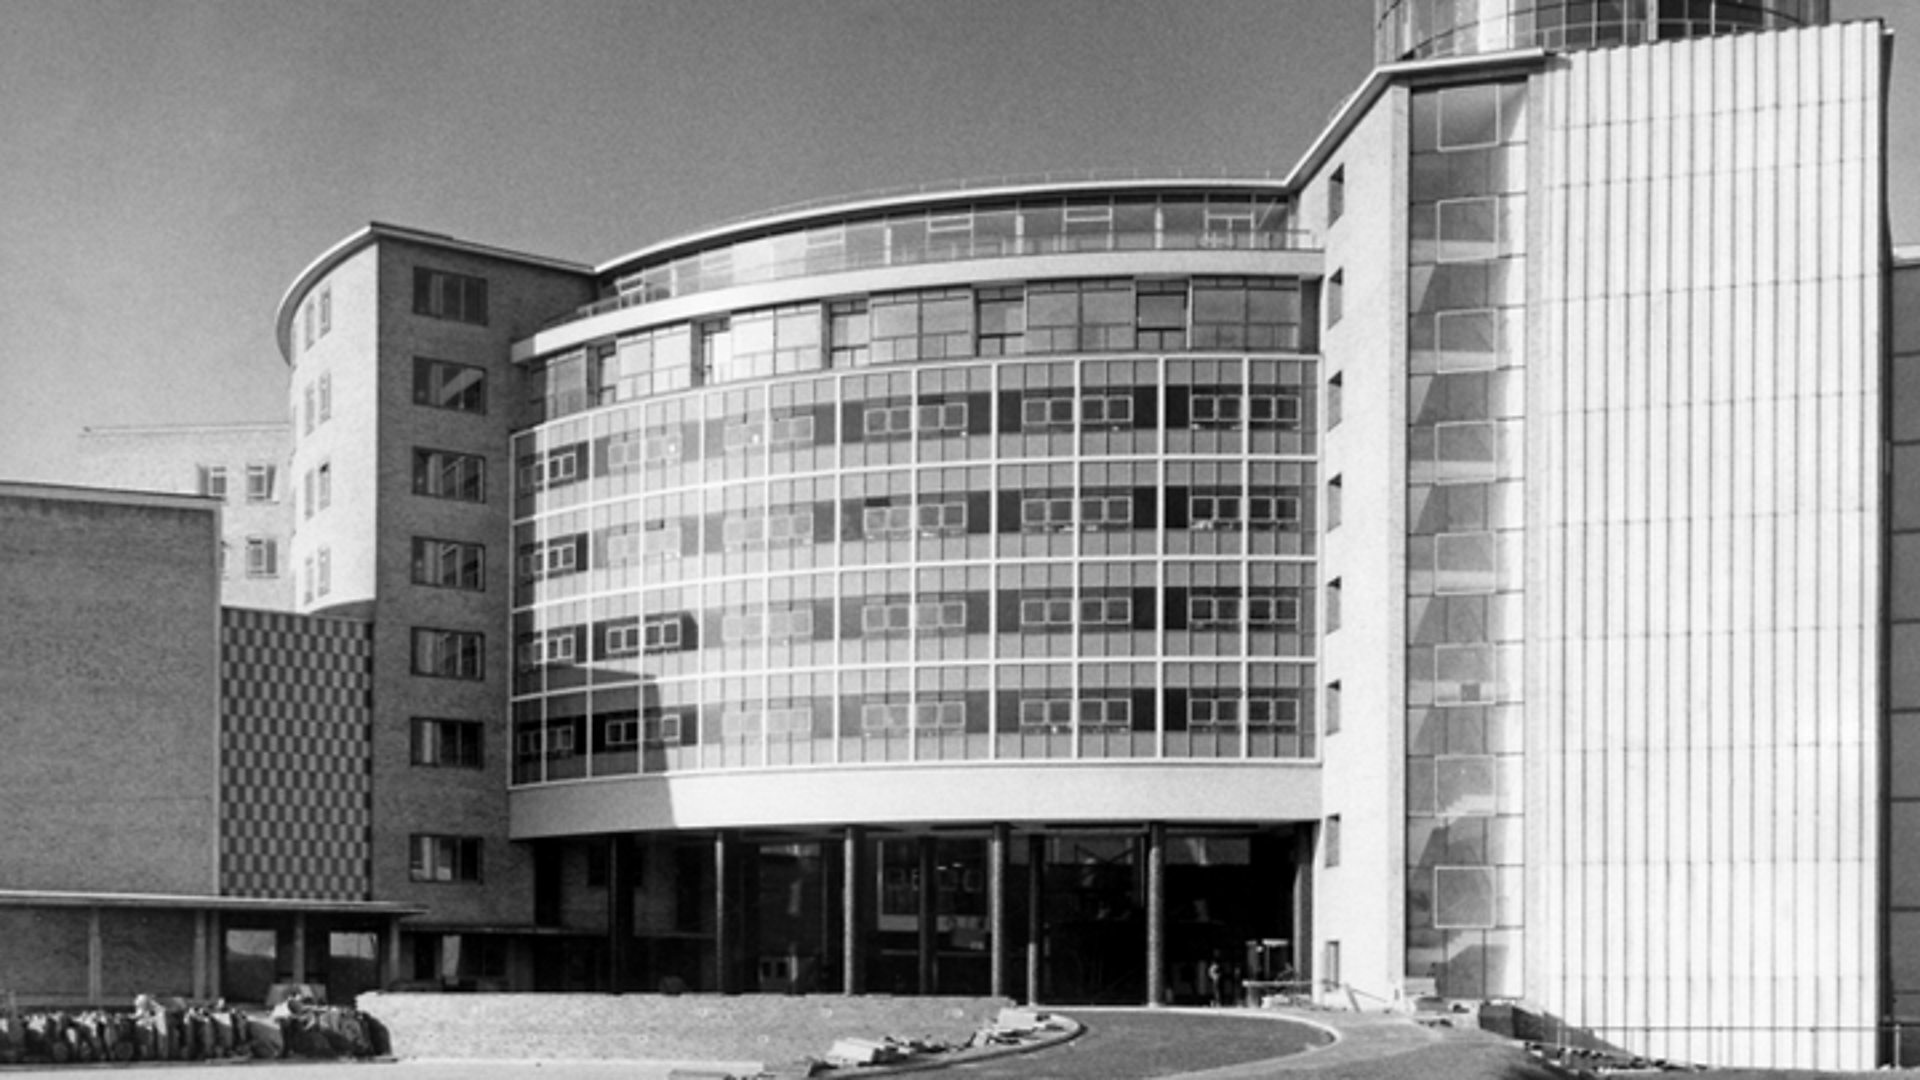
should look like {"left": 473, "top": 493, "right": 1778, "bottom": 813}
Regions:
{"left": 1527, "top": 23, "right": 1881, "bottom": 1069}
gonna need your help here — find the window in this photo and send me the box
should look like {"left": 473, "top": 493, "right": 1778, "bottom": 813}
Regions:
{"left": 604, "top": 717, "right": 642, "bottom": 748}
{"left": 411, "top": 718, "right": 483, "bottom": 768}
{"left": 303, "top": 383, "right": 316, "bottom": 434}
{"left": 413, "top": 267, "right": 488, "bottom": 325}
{"left": 917, "top": 499, "right": 968, "bottom": 537}
{"left": 239, "top": 464, "right": 273, "bottom": 503}
{"left": 1327, "top": 270, "right": 1344, "bottom": 327}
{"left": 977, "top": 286, "right": 1025, "bottom": 355}
{"left": 317, "top": 547, "right": 331, "bottom": 597}
{"left": 1080, "top": 495, "right": 1133, "bottom": 531}
{"left": 414, "top": 357, "right": 487, "bottom": 413}
{"left": 861, "top": 702, "right": 911, "bottom": 733}
{"left": 520, "top": 446, "right": 584, "bottom": 492}
{"left": 413, "top": 449, "right": 486, "bottom": 502}
{"left": 1326, "top": 578, "right": 1342, "bottom": 633}
{"left": 1079, "top": 696, "right": 1131, "bottom": 731}
{"left": 1247, "top": 696, "right": 1300, "bottom": 731}
{"left": 861, "top": 503, "right": 914, "bottom": 540}
{"left": 1025, "top": 279, "right": 1134, "bottom": 353}
{"left": 1019, "top": 595, "right": 1076, "bottom": 630}
{"left": 828, "top": 299, "right": 870, "bottom": 367}
{"left": 860, "top": 600, "right": 914, "bottom": 636}
{"left": 1191, "top": 276, "right": 1300, "bottom": 350}
{"left": 1135, "top": 279, "right": 1188, "bottom": 350}
{"left": 520, "top": 631, "right": 576, "bottom": 667}
{"left": 1021, "top": 396, "right": 1075, "bottom": 431}
{"left": 642, "top": 615, "right": 686, "bottom": 653}
{"left": 1189, "top": 493, "right": 1243, "bottom": 530}
{"left": 1248, "top": 391, "right": 1302, "bottom": 430}
{"left": 316, "top": 461, "right": 331, "bottom": 510}
{"left": 917, "top": 400, "right": 968, "bottom": 436}
{"left": 1188, "top": 695, "right": 1241, "bottom": 729}
{"left": 318, "top": 284, "right": 331, "bottom": 337}
{"left": 410, "top": 835, "right": 482, "bottom": 882}
{"left": 1081, "top": 392, "right": 1135, "bottom": 429}
{"left": 1328, "top": 372, "right": 1344, "bottom": 429}
{"left": 318, "top": 371, "right": 332, "bottom": 422}
{"left": 860, "top": 402, "right": 915, "bottom": 440}
{"left": 603, "top": 621, "right": 643, "bottom": 657}
{"left": 1328, "top": 165, "right": 1346, "bottom": 226}
{"left": 1324, "top": 815, "right": 1341, "bottom": 868}
{"left": 302, "top": 555, "right": 313, "bottom": 604}
{"left": 1020, "top": 495, "right": 1075, "bottom": 533}
{"left": 914, "top": 700, "right": 967, "bottom": 730}
{"left": 1248, "top": 591, "right": 1300, "bottom": 630}
{"left": 412, "top": 628, "right": 484, "bottom": 680}
{"left": 245, "top": 537, "right": 278, "bottom": 578}
{"left": 198, "top": 465, "right": 228, "bottom": 501}
{"left": 869, "top": 288, "right": 972, "bottom": 363}
{"left": 413, "top": 537, "right": 484, "bottom": 590}
{"left": 1018, "top": 697, "right": 1074, "bottom": 730}
{"left": 1080, "top": 595, "right": 1133, "bottom": 625}
{"left": 1191, "top": 394, "right": 1242, "bottom": 429}
{"left": 1188, "top": 593, "right": 1241, "bottom": 628}
{"left": 769, "top": 606, "right": 817, "bottom": 642}
{"left": 1249, "top": 492, "right": 1301, "bottom": 529}
{"left": 1327, "top": 476, "right": 1343, "bottom": 531}
{"left": 1325, "top": 681, "right": 1341, "bottom": 734}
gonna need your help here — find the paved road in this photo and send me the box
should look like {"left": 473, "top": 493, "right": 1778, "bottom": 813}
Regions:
{"left": 0, "top": 1008, "right": 1330, "bottom": 1080}
{"left": 949, "top": 1008, "right": 1328, "bottom": 1080}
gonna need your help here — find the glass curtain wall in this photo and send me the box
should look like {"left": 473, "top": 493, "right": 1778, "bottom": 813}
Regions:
{"left": 1404, "top": 80, "right": 1528, "bottom": 1000}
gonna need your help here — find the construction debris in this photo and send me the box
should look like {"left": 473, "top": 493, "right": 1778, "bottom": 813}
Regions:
{"left": 0, "top": 992, "right": 384, "bottom": 1066}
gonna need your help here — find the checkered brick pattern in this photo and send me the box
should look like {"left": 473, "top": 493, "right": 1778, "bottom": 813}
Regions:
{"left": 220, "top": 608, "right": 374, "bottom": 900}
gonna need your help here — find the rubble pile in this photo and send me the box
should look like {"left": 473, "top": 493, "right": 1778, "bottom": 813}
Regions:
{"left": 0, "top": 992, "right": 383, "bottom": 1066}
{"left": 1525, "top": 1041, "right": 1707, "bottom": 1077}
{"left": 730, "top": 1006, "right": 1075, "bottom": 1080}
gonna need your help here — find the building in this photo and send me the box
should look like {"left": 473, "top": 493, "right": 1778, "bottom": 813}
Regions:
{"left": 0, "top": 482, "right": 411, "bottom": 1006}
{"left": 15, "top": 0, "right": 1905, "bottom": 1069}
{"left": 75, "top": 422, "right": 295, "bottom": 610}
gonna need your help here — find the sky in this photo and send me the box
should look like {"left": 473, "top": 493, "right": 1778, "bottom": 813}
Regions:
{"left": 1, "top": 0, "right": 1915, "bottom": 486}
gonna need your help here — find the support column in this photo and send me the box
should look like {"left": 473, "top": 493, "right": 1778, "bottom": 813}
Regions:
{"left": 1025, "top": 834, "right": 1044, "bottom": 1005}
{"left": 291, "top": 912, "right": 308, "bottom": 986}
{"left": 715, "top": 831, "right": 739, "bottom": 994}
{"left": 842, "top": 826, "right": 866, "bottom": 995}
{"left": 1293, "top": 828, "right": 1314, "bottom": 984}
{"left": 381, "top": 917, "right": 404, "bottom": 991}
{"left": 192, "top": 911, "right": 209, "bottom": 999}
{"left": 1146, "top": 823, "right": 1166, "bottom": 1008}
{"left": 608, "top": 835, "right": 636, "bottom": 991}
{"left": 87, "top": 907, "right": 103, "bottom": 1005}
{"left": 917, "top": 838, "right": 937, "bottom": 994}
{"left": 209, "top": 911, "right": 226, "bottom": 1000}
{"left": 820, "top": 838, "right": 840, "bottom": 992}
{"left": 988, "top": 824, "right": 1009, "bottom": 999}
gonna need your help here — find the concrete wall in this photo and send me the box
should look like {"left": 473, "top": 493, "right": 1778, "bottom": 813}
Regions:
{"left": 1307, "top": 84, "right": 1412, "bottom": 1008}
{"left": 0, "top": 486, "right": 221, "bottom": 895}
{"left": 1526, "top": 25, "right": 1883, "bottom": 1068}
{"left": 356, "top": 991, "right": 1013, "bottom": 1064}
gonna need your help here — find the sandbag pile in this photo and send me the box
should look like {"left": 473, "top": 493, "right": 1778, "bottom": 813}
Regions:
{"left": 0, "top": 994, "right": 382, "bottom": 1065}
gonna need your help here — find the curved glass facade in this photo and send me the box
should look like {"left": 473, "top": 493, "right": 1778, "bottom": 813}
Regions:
{"left": 1374, "top": 0, "right": 1828, "bottom": 62}
{"left": 510, "top": 258, "right": 1322, "bottom": 787}
{"left": 548, "top": 190, "right": 1308, "bottom": 332}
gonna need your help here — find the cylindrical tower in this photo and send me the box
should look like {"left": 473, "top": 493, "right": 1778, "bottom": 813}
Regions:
{"left": 1374, "top": 0, "right": 1829, "bottom": 63}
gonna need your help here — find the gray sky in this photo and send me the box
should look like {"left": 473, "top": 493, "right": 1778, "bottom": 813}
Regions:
{"left": 1, "top": 1, "right": 1913, "bottom": 486}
